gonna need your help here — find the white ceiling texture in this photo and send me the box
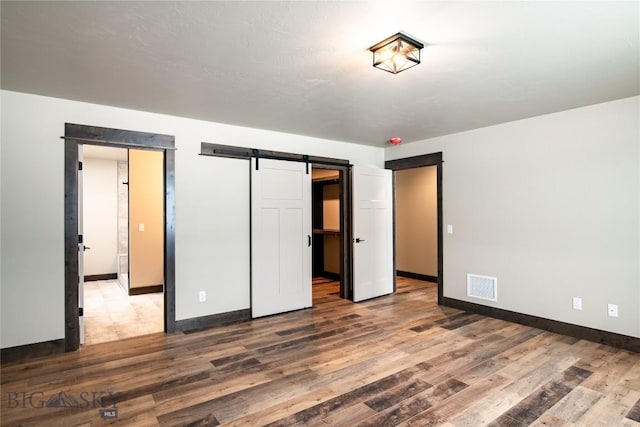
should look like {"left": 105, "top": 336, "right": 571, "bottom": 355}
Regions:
{"left": 2, "top": 1, "right": 638, "bottom": 147}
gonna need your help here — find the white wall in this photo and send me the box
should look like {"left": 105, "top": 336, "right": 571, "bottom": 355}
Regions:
{"left": 386, "top": 96, "right": 640, "bottom": 338}
{"left": 83, "top": 157, "right": 118, "bottom": 276}
{"left": 0, "top": 90, "right": 384, "bottom": 348}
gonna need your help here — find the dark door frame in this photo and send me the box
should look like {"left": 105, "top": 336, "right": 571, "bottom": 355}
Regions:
{"left": 64, "top": 123, "right": 176, "bottom": 351}
{"left": 385, "top": 152, "right": 444, "bottom": 305}
{"left": 311, "top": 164, "right": 352, "bottom": 300}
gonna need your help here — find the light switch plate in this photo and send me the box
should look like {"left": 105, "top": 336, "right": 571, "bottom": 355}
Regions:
{"left": 447, "top": 224, "right": 453, "bottom": 234}
{"left": 607, "top": 304, "right": 618, "bottom": 317}
{"left": 138, "top": 223, "right": 145, "bottom": 232}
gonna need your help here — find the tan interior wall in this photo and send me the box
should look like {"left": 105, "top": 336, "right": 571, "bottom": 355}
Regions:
{"left": 324, "top": 235, "right": 340, "bottom": 274}
{"left": 395, "top": 166, "right": 437, "bottom": 277}
{"left": 129, "top": 149, "right": 164, "bottom": 288}
{"left": 323, "top": 183, "right": 340, "bottom": 274}
{"left": 323, "top": 184, "right": 340, "bottom": 230}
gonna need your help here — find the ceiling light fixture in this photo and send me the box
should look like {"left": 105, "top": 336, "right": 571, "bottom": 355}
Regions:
{"left": 369, "top": 32, "right": 424, "bottom": 74}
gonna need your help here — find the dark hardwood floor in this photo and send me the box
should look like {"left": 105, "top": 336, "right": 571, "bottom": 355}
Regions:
{"left": 1, "top": 277, "right": 639, "bottom": 426}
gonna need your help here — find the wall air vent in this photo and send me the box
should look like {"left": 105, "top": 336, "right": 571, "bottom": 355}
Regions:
{"left": 467, "top": 274, "right": 497, "bottom": 302}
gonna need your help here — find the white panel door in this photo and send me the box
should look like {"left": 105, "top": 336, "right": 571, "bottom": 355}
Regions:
{"left": 352, "top": 166, "right": 393, "bottom": 302}
{"left": 251, "top": 158, "right": 312, "bottom": 317}
{"left": 78, "top": 145, "right": 86, "bottom": 345}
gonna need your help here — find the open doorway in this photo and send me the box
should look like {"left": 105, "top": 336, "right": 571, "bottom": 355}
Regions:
{"left": 386, "top": 153, "right": 444, "bottom": 304}
{"left": 311, "top": 167, "right": 343, "bottom": 301}
{"left": 64, "top": 123, "right": 176, "bottom": 352}
{"left": 81, "top": 146, "right": 164, "bottom": 345}
{"left": 395, "top": 166, "right": 438, "bottom": 284}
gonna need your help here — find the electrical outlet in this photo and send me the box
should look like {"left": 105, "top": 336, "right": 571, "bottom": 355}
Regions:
{"left": 607, "top": 304, "right": 618, "bottom": 317}
{"left": 199, "top": 291, "right": 206, "bottom": 302}
{"left": 572, "top": 297, "right": 582, "bottom": 310}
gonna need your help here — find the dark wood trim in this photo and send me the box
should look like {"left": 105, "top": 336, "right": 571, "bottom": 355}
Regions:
{"left": 64, "top": 124, "right": 174, "bottom": 149}
{"left": 177, "top": 309, "right": 251, "bottom": 333}
{"left": 65, "top": 123, "right": 176, "bottom": 351}
{"left": 64, "top": 138, "right": 79, "bottom": 352}
{"left": 84, "top": 273, "right": 117, "bottom": 282}
{"left": 436, "top": 156, "right": 443, "bottom": 305}
{"left": 201, "top": 142, "right": 350, "bottom": 168}
{"left": 385, "top": 152, "right": 444, "bottom": 305}
{"left": 1, "top": 339, "right": 65, "bottom": 365}
{"left": 344, "top": 168, "right": 353, "bottom": 300}
{"left": 391, "top": 172, "right": 397, "bottom": 293}
{"left": 385, "top": 153, "right": 443, "bottom": 170}
{"left": 164, "top": 148, "right": 177, "bottom": 333}
{"left": 443, "top": 297, "right": 640, "bottom": 353}
{"left": 397, "top": 270, "right": 438, "bottom": 284}
{"left": 339, "top": 166, "right": 352, "bottom": 300}
{"left": 310, "top": 163, "right": 351, "bottom": 300}
{"left": 129, "top": 285, "right": 163, "bottom": 295}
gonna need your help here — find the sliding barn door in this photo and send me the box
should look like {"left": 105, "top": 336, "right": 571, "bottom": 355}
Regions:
{"left": 251, "top": 158, "right": 312, "bottom": 317}
{"left": 352, "top": 166, "right": 393, "bottom": 302}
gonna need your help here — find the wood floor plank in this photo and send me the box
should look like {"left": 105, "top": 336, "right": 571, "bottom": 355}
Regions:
{"left": 626, "top": 397, "right": 640, "bottom": 422}
{"left": 580, "top": 348, "right": 639, "bottom": 393}
{"left": 488, "top": 366, "right": 588, "bottom": 425}
{"left": 619, "top": 359, "right": 640, "bottom": 392}
{"left": 356, "top": 378, "right": 469, "bottom": 427}
{"left": 576, "top": 383, "right": 640, "bottom": 426}
{"left": 529, "top": 413, "right": 570, "bottom": 426}
{"left": 1, "top": 278, "right": 638, "bottom": 426}
{"left": 308, "top": 402, "right": 378, "bottom": 427}
{"left": 546, "top": 385, "right": 603, "bottom": 423}
{"left": 446, "top": 354, "right": 580, "bottom": 426}
{"left": 399, "top": 374, "right": 511, "bottom": 426}
{"left": 224, "top": 386, "right": 338, "bottom": 427}
{"left": 264, "top": 363, "right": 433, "bottom": 426}
{"left": 158, "top": 369, "right": 317, "bottom": 425}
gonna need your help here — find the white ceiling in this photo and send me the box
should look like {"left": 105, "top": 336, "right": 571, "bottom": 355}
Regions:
{"left": 1, "top": 1, "right": 638, "bottom": 147}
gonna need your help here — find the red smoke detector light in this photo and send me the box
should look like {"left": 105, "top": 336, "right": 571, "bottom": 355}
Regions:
{"left": 389, "top": 137, "right": 402, "bottom": 145}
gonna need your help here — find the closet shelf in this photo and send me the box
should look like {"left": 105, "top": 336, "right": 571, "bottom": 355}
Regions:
{"left": 313, "top": 229, "right": 340, "bottom": 235}
{"left": 312, "top": 176, "right": 339, "bottom": 184}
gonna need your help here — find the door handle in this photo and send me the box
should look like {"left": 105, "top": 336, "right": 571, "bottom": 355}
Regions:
{"left": 354, "top": 238, "right": 365, "bottom": 243}
{"left": 83, "top": 246, "right": 91, "bottom": 251}
{"left": 308, "top": 235, "right": 312, "bottom": 247}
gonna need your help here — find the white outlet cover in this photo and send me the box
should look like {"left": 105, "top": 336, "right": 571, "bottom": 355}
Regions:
{"left": 199, "top": 291, "right": 206, "bottom": 302}
{"left": 572, "top": 297, "right": 582, "bottom": 310}
{"left": 607, "top": 304, "right": 618, "bottom": 317}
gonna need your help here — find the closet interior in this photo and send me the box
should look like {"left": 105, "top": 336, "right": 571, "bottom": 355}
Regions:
{"left": 312, "top": 168, "right": 341, "bottom": 282}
